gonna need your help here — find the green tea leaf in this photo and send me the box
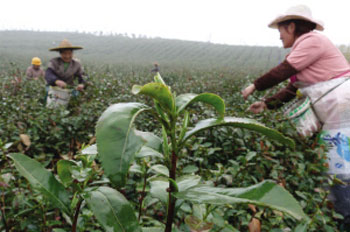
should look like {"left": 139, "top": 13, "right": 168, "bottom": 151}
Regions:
{"left": 96, "top": 103, "right": 149, "bottom": 187}
{"left": 177, "top": 175, "right": 201, "bottom": 192}
{"left": 153, "top": 72, "right": 166, "bottom": 85}
{"left": 294, "top": 221, "right": 309, "bottom": 232}
{"left": 149, "top": 175, "right": 201, "bottom": 204}
{"left": 149, "top": 177, "right": 168, "bottom": 203}
{"left": 8, "top": 153, "right": 71, "bottom": 214}
{"left": 57, "top": 160, "right": 76, "bottom": 187}
{"left": 182, "top": 165, "right": 199, "bottom": 174}
{"left": 149, "top": 164, "right": 169, "bottom": 177}
{"left": 176, "top": 93, "right": 225, "bottom": 118}
{"left": 85, "top": 186, "right": 141, "bottom": 232}
{"left": 142, "top": 227, "right": 164, "bottom": 232}
{"left": 132, "top": 83, "right": 174, "bottom": 113}
{"left": 175, "top": 180, "right": 308, "bottom": 221}
{"left": 134, "top": 131, "right": 162, "bottom": 151}
{"left": 183, "top": 117, "right": 295, "bottom": 148}
{"left": 185, "top": 215, "right": 213, "bottom": 232}
{"left": 135, "top": 146, "right": 163, "bottom": 159}
{"left": 81, "top": 144, "right": 98, "bottom": 155}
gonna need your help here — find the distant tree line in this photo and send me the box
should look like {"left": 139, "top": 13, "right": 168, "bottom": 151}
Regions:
{"left": 0, "top": 30, "right": 292, "bottom": 73}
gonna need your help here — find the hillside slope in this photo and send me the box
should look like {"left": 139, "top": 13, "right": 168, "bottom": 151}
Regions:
{"left": 0, "top": 30, "right": 287, "bottom": 72}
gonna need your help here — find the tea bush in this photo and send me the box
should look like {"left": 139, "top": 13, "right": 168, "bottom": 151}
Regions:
{"left": 0, "top": 64, "right": 340, "bottom": 231}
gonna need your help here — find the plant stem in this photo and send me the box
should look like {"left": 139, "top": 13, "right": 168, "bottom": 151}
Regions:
{"left": 308, "top": 191, "right": 329, "bottom": 227}
{"left": 40, "top": 203, "right": 47, "bottom": 232}
{"left": 72, "top": 199, "right": 83, "bottom": 232}
{"left": 138, "top": 163, "right": 148, "bottom": 222}
{"left": 165, "top": 118, "right": 178, "bottom": 232}
{"left": 165, "top": 150, "right": 177, "bottom": 232}
{"left": 0, "top": 192, "right": 9, "bottom": 232}
{"left": 233, "top": 162, "right": 248, "bottom": 180}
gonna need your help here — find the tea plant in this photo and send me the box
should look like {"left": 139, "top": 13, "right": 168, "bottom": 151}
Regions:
{"left": 92, "top": 71, "right": 307, "bottom": 231}
{"left": 1, "top": 64, "right": 338, "bottom": 231}
{"left": 7, "top": 147, "right": 105, "bottom": 232}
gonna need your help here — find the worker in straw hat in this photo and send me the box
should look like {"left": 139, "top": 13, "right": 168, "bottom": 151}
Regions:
{"left": 45, "top": 39, "right": 87, "bottom": 107}
{"left": 242, "top": 5, "right": 350, "bottom": 227}
{"left": 26, "top": 57, "right": 45, "bottom": 81}
{"left": 45, "top": 39, "right": 86, "bottom": 91}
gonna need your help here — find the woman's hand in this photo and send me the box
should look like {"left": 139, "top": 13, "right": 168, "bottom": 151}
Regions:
{"left": 55, "top": 80, "right": 67, "bottom": 88}
{"left": 76, "top": 84, "right": 85, "bottom": 91}
{"left": 242, "top": 84, "right": 256, "bottom": 100}
{"left": 248, "top": 101, "right": 267, "bottom": 114}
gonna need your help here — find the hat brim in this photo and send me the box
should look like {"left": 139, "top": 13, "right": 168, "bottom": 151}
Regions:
{"left": 49, "top": 46, "right": 83, "bottom": 52}
{"left": 268, "top": 15, "right": 324, "bottom": 31}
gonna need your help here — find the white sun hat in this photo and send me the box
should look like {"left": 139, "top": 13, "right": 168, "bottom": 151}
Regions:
{"left": 268, "top": 5, "right": 324, "bottom": 31}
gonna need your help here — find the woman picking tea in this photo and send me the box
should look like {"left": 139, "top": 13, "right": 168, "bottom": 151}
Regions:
{"left": 242, "top": 4, "right": 350, "bottom": 226}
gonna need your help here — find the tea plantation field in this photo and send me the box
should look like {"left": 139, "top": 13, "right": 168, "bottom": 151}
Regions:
{"left": 0, "top": 31, "right": 344, "bottom": 231}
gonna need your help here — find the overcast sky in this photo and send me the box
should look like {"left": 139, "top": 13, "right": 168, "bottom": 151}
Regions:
{"left": 0, "top": 0, "right": 349, "bottom": 47}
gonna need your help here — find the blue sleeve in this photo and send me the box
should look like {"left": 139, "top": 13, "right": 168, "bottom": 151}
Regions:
{"left": 45, "top": 68, "right": 58, "bottom": 86}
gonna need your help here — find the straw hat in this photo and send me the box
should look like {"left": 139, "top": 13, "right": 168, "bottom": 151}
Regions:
{"left": 268, "top": 5, "right": 324, "bottom": 31}
{"left": 49, "top": 39, "right": 83, "bottom": 51}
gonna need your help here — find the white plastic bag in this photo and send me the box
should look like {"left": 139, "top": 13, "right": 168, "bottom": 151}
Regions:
{"left": 319, "top": 126, "right": 350, "bottom": 180}
{"left": 46, "top": 86, "right": 71, "bottom": 108}
{"left": 298, "top": 77, "right": 350, "bottom": 179}
{"left": 299, "top": 77, "right": 350, "bottom": 125}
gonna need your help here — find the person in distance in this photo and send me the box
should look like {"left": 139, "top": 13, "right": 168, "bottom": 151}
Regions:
{"left": 26, "top": 57, "right": 45, "bottom": 82}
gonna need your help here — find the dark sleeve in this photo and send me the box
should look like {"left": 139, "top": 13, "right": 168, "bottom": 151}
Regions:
{"left": 75, "top": 63, "right": 86, "bottom": 84}
{"left": 76, "top": 73, "right": 86, "bottom": 84}
{"left": 264, "top": 82, "right": 297, "bottom": 110}
{"left": 45, "top": 68, "right": 58, "bottom": 86}
{"left": 254, "top": 60, "right": 298, "bottom": 91}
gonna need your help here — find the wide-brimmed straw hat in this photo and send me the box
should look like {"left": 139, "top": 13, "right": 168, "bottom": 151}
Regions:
{"left": 49, "top": 39, "right": 83, "bottom": 51}
{"left": 268, "top": 5, "right": 324, "bottom": 31}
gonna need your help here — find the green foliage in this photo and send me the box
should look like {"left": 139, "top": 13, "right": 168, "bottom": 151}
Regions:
{"left": 8, "top": 153, "right": 71, "bottom": 214}
{"left": 183, "top": 117, "right": 295, "bottom": 148}
{"left": 175, "top": 93, "right": 225, "bottom": 118}
{"left": 132, "top": 83, "right": 175, "bottom": 113}
{"left": 85, "top": 186, "right": 142, "bottom": 232}
{"left": 57, "top": 160, "right": 76, "bottom": 187}
{"left": 0, "top": 62, "right": 340, "bottom": 231}
{"left": 174, "top": 180, "right": 308, "bottom": 221}
{"left": 96, "top": 103, "right": 149, "bottom": 188}
{"left": 95, "top": 71, "right": 305, "bottom": 232}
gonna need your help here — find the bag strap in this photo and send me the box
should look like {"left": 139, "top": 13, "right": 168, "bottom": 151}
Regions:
{"left": 306, "top": 78, "right": 349, "bottom": 124}
{"left": 312, "top": 78, "right": 350, "bottom": 106}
